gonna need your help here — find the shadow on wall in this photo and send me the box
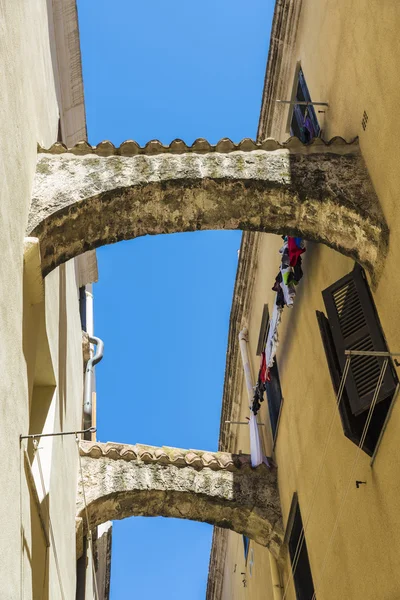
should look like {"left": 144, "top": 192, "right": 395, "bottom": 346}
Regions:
{"left": 58, "top": 264, "right": 67, "bottom": 431}
{"left": 22, "top": 250, "right": 56, "bottom": 453}
{"left": 21, "top": 243, "right": 56, "bottom": 600}
{"left": 286, "top": 151, "right": 388, "bottom": 283}
{"left": 29, "top": 492, "right": 50, "bottom": 600}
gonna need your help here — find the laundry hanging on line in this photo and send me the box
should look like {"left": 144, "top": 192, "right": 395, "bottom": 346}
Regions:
{"left": 252, "top": 304, "right": 282, "bottom": 415}
{"left": 264, "top": 236, "right": 307, "bottom": 373}
{"left": 272, "top": 235, "right": 306, "bottom": 349}
{"left": 250, "top": 237, "right": 306, "bottom": 417}
{"left": 288, "top": 236, "right": 306, "bottom": 267}
{"left": 252, "top": 302, "right": 282, "bottom": 415}
{"left": 251, "top": 351, "right": 270, "bottom": 415}
{"left": 273, "top": 237, "right": 305, "bottom": 307}
{"left": 274, "top": 236, "right": 305, "bottom": 307}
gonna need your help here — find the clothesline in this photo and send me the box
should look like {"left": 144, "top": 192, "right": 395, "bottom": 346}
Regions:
{"left": 252, "top": 236, "right": 306, "bottom": 417}
{"left": 237, "top": 237, "right": 307, "bottom": 465}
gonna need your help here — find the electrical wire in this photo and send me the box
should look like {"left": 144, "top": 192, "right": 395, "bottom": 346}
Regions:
{"left": 281, "top": 356, "right": 352, "bottom": 600}
{"left": 76, "top": 435, "right": 100, "bottom": 600}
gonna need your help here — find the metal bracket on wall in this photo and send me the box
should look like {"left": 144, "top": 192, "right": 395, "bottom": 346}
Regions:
{"left": 20, "top": 426, "right": 96, "bottom": 441}
{"left": 345, "top": 350, "right": 400, "bottom": 357}
{"left": 225, "top": 421, "right": 265, "bottom": 426}
{"left": 370, "top": 382, "right": 400, "bottom": 467}
{"left": 343, "top": 350, "right": 400, "bottom": 467}
{"left": 275, "top": 99, "right": 329, "bottom": 107}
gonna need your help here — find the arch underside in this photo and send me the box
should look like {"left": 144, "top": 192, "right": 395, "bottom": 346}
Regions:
{"left": 29, "top": 138, "right": 388, "bottom": 281}
{"left": 83, "top": 487, "right": 282, "bottom": 556}
{"left": 76, "top": 442, "right": 284, "bottom": 559}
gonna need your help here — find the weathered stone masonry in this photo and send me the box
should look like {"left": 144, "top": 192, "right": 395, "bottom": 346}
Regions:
{"left": 28, "top": 137, "right": 388, "bottom": 561}
{"left": 29, "top": 137, "right": 388, "bottom": 281}
{"left": 76, "top": 441, "right": 284, "bottom": 560}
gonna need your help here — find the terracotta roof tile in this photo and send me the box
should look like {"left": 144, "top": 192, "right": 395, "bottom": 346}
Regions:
{"left": 38, "top": 136, "right": 357, "bottom": 157}
{"left": 79, "top": 441, "right": 265, "bottom": 473}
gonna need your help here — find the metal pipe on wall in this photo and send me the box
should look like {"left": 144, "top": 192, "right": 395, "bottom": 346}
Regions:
{"left": 83, "top": 335, "right": 104, "bottom": 439}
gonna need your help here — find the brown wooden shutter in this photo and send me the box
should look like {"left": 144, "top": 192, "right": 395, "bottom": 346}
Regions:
{"left": 322, "top": 265, "right": 397, "bottom": 416}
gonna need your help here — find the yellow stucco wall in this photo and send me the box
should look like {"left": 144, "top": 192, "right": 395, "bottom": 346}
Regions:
{"left": 220, "top": 1, "right": 400, "bottom": 599}
{"left": 0, "top": 2, "right": 85, "bottom": 598}
{"left": 221, "top": 530, "right": 275, "bottom": 600}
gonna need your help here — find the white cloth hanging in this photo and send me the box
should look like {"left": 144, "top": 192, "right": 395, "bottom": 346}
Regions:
{"left": 280, "top": 267, "right": 295, "bottom": 307}
{"left": 281, "top": 282, "right": 295, "bottom": 307}
{"left": 249, "top": 411, "right": 263, "bottom": 467}
{"left": 238, "top": 328, "right": 264, "bottom": 467}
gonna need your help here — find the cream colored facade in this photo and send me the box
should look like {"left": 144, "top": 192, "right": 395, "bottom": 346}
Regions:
{"left": 0, "top": 1, "right": 105, "bottom": 598}
{"left": 208, "top": 1, "right": 400, "bottom": 599}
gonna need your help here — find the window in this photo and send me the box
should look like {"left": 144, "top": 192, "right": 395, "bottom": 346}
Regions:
{"left": 287, "top": 494, "right": 315, "bottom": 600}
{"left": 243, "top": 535, "right": 250, "bottom": 562}
{"left": 76, "top": 538, "right": 87, "bottom": 600}
{"left": 57, "top": 117, "right": 63, "bottom": 143}
{"left": 266, "top": 360, "right": 283, "bottom": 441}
{"left": 256, "top": 304, "right": 270, "bottom": 356}
{"left": 317, "top": 265, "right": 398, "bottom": 454}
{"left": 290, "top": 68, "right": 320, "bottom": 143}
{"left": 79, "top": 286, "right": 87, "bottom": 332}
{"left": 256, "top": 305, "right": 283, "bottom": 440}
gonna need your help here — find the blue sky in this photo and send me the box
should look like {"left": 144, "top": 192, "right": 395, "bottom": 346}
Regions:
{"left": 77, "top": 1, "right": 274, "bottom": 597}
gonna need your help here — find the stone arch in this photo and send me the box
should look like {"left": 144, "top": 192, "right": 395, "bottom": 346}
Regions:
{"left": 76, "top": 441, "right": 284, "bottom": 559}
{"left": 29, "top": 137, "right": 388, "bottom": 281}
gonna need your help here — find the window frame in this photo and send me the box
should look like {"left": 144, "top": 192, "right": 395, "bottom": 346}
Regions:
{"left": 285, "top": 62, "right": 302, "bottom": 135}
{"left": 285, "top": 493, "right": 316, "bottom": 600}
{"left": 266, "top": 360, "right": 284, "bottom": 445}
{"left": 242, "top": 535, "right": 250, "bottom": 563}
{"left": 288, "top": 66, "right": 321, "bottom": 142}
{"left": 256, "top": 304, "right": 270, "bottom": 356}
{"left": 322, "top": 265, "right": 397, "bottom": 415}
{"left": 256, "top": 304, "right": 284, "bottom": 445}
{"left": 317, "top": 265, "right": 398, "bottom": 455}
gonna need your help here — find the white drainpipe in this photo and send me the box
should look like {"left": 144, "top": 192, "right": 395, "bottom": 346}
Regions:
{"left": 85, "top": 284, "right": 94, "bottom": 340}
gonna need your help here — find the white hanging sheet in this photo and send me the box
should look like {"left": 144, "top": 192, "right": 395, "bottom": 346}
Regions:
{"left": 238, "top": 329, "right": 264, "bottom": 467}
{"left": 249, "top": 411, "right": 263, "bottom": 467}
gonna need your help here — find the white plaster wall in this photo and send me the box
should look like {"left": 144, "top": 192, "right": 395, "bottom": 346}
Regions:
{"left": 43, "top": 264, "right": 83, "bottom": 600}
{"left": 0, "top": 1, "right": 84, "bottom": 597}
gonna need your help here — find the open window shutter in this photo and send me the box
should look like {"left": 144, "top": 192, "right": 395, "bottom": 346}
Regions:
{"left": 297, "top": 68, "right": 320, "bottom": 136}
{"left": 266, "top": 361, "right": 283, "bottom": 440}
{"left": 322, "top": 266, "right": 397, "bottom": 416}
{"left": 243, "top": 536, "right": 250, "bottom": 561}
{"left": 316, "top": 310, "right": 375, "bottom": 452}
{"left": 256, "top": 304, "right": 270, "bottom": 356}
